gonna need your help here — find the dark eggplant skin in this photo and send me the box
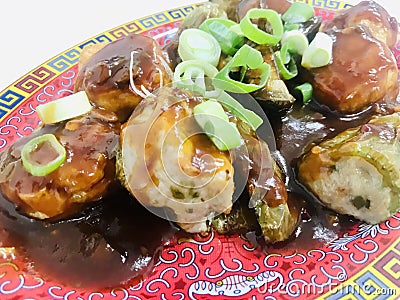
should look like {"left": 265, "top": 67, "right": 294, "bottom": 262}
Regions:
{"left": 299, "top": 16, "right": 323, "bottom": 42}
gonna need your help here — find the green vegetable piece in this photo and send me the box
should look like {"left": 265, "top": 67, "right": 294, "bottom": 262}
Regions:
{"left": 240, "top": 8, "right": 284, "bottom": 45}
{"left": 301, "top": 32, "right": 333, "bottom": 69}
{"left": 216, "top": 91, "right": 263, "bottom": 131}
{"left": 214, "top": 44, "right": 271, "bottom": 93}
{"left": 194, "top": 100, "right": 242, "bottom": 151}
{"left": 294, "top": 82, "right": 313, "bottom": 103}
{"left": 284, "top": 23, "right": 300, "bottom": 32}
{"left": 178, "top": 28, "right": 221, "bottom": 67}
{"left": 254, "top": 201, "right": 298, "bottom": 244}
{"left": 351, "top": 196, "right": 371, "bottom": 210}
{"left": 199, "top": 18, "right": 245, "bottom": 56}
{"left": 173, "top": 60, "right": 219, "bottom": 94}
{"left": 273, "top": 50, "right": 298, "bottom": 80}
{"left": 281, "top": 29, "right": 309, "bottom": 56}
{"left": 21, "top": 134, "right": 67, "bottom": 177}
{"left": 282, "top": 2, "right": 315, "bottom": 24}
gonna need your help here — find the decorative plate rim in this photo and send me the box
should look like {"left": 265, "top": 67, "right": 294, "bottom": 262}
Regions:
{"left": 0, "top": 1, "right": 399, "bottom": 300}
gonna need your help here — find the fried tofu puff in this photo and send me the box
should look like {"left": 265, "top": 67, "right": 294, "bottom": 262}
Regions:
{"left": 321, "top": 0, "right": 398, "bottom": 49}
{"left": 118, "top": 87, "right": 235, "bottom": 233}
{"left": 304, "top": 1, "right": 399, "bottom": 114}
{"left": 75, "top": 34, "right": 172, "bottom": 122}
{"left": 303, "top": 26, "right": 398, "bottom": 114}
{"left": 0, "top": 109, "right": 120, "bottom": 220}
{"left": 298, "top": 113, "right": 400, "bottom": 224}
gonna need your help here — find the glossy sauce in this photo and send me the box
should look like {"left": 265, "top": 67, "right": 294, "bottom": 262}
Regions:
{"left": 0, "top": 186, "right": 178, "bottom": 288}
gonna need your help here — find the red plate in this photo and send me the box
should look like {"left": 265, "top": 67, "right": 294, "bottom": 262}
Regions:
{"left": 0, "top": 2, "right": 399, "bottom": 299}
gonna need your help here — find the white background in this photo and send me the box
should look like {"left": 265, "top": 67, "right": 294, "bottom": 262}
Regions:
{"left": 0, "top": 0, "right": 398, "bottom": 89}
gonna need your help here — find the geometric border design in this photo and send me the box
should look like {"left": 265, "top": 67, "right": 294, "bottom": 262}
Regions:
{"left": 0, "top": 2, "right": 399, "bottom": 299}
{"left": 320, "top": 237, "right": 400, "bottom": 300}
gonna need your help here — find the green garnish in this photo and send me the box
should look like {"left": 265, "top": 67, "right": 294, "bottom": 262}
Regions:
{"left": 173, "top": 60, "right": 219, "bottom": 94}
{"left": 301, "top": 32, "right": 333, "bottom": 69}
{"left": 214, "top": 44, "right": 271, "bottom": 93}
{"left": 240, "top": 8, "right": 284, "bottom": 45}
{"left": 282, "top": 2, "right": 315, "bottom": 24}
{"left": 194, "top": 100, "right": 241, "bottom": 151}
{"left": 294, "top": 82, "right": 313, "bottom": 103}
{"left": 199, "top": 18, "right": 245, "bottom": 56}
{"left": 216, "top": 91, "right": 263, "bottom": 131}
{"left": 178, "top": 28, "right": 221, "bottom": 67}
{"left": 21, "top": 134, "right": 67, "bottom": 177}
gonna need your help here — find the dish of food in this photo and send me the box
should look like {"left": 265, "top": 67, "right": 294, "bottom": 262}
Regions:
{"left": 0, "top": 0, "right": 399, "bottom": 299}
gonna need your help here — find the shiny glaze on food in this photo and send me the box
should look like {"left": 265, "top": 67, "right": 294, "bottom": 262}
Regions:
{"left": 0, "top": 186, "right": 178, "bottom": 288}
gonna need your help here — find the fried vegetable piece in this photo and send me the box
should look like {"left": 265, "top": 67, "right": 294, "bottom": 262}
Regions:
{"left": 0, "top": 109, "right": 120, "bottom": 219}
{"left": 118, "top": 87, "right": 235, "bottom": 233}
{"left": 210, "top": 0, "right": 241, "bottom": 21}
{"left": 302, "top": 26, "right": 399, "bottom": 114}
{"left": 75, "top": 34, "right": 172, "bottom": 122}
{"left": 250, "top": 44, "right": 296, "bottom": 110}
{"left": 238, "top": 122, "right": 298, "bottom": 243}
{"left": 321, "top": 0, "right": 398, "bottom": 49}
{"left": 235, "top": 0, "right": 292, "bottom": 21}
{"left": 298, "top": 113, "right": 400, "bottom": 224}
{"left": 163, "top": 3, "right": 227, "bottom": 70}
{"left": 212, "top": 196, "right": 260, "bottom": 235}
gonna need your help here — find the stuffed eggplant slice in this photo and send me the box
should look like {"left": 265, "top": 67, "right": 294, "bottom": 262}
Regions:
{"left": 213, "top": 120, "right": 299, "bottom": 243}
{"left": 0, "top": 109, "right": 120, "bottom": 219}
{"left": 298, "top": 113, "right": 400, "bottom": 224}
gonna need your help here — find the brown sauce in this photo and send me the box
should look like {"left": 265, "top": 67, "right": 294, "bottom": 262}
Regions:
{"left": 0, "top": 186, "right": 178, "bottom": 288}
{"left": 0, "top": 96, "right": 382, "bottom": 288}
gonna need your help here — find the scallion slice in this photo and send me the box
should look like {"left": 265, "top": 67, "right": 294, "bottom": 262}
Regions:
{"left": 173, "top": 60, "right": 219, "bottom": 94}
{"left": 214, "top": 45, "right": 271, "bottom": 93}
{"left": 281, "top": 29, "right": 309, "bottom": 56}
{"left": 282, "top": 2, "right": 314, "bottom": 24}
{"left": 199, "top": 18, "right": 245, "bottom": 56}
{"left": 301, "top": 32, "right": 333, "bottom": 69}
{"left": 178, "top": 28, "right": 221, "bottom": 67}
{"left": 216, "top": 91, "right": 263, "bottom": 131}
{"left": 36, "top": 91, "right": 92, "bottom": 124}
{"left": 194, "top": 100, "right": 241, "bottom": 151}
{"left": 21, "top": 134, "right": 67, "bottom": 177}
{"left": 295, "top": 82, "right": 313, "bottom": 103}
{"left": 240, "top": 8, "right": 284, "bottom": 45}
{"left": 274, "top": 50, "right": 298, "bottom": 80}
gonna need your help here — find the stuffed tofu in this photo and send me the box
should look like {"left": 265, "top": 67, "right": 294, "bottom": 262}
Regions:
{"left": 75, "top": 34, "right": 172, "bottom": 122}
{"left": 298, "top": 113, "right": 400, "bottom": 224}
{"left": 118, "top": 86, "right": 235, "bottom": 233}
{"left": 0, "top": 108, "right": 120, "bottom": 220}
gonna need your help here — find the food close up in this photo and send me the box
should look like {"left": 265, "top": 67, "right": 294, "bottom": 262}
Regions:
{"left": 0, "top": 0, "right": 399, "bottom": 290}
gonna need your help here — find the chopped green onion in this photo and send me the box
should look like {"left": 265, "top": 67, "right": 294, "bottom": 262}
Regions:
{"left": 230, "top": 24, "right": 243, "bottom": 36}
{"left": 273, "top": 50, "right": 298, "bottom": 80}
{"left": 284, "top": 23, "right": 300, "bottom": 32}
{"left": 281, "top": 29, "right": 309, "bottom": 56}
{"left": 301, "top": 32, "right": 333, "bottom": 69}
{"left": 282, "top": 2, "right": 314, "bottom": 24}
{"left": 214, "top": 44, "right": 271, "bottom": 93}
{"left": 173, "top": 60, "right": 219, "bottom": 94}
{"left": 178, "top": 28, "right": 221, "bottom": 67}
{"left": 199, "top": 18, "right": 245, "bottom": 56}
{"left": 21, "top": 134, "right": 67, "bottom": 177}
{"left": 36, "top": 91, "right": 92, "bottom": 124}
{"left": 294, "top": 82, "right": 313, "bottom": 103}
{"left": 216, "top": 91, "right": 263, "bottom": 130}
{"left": 240, "top": 8, "right": 284, "bottom": 45}
{"left": 194, "top": 100, "right": 241, "bottom": 151}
